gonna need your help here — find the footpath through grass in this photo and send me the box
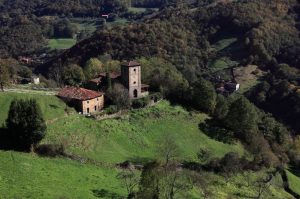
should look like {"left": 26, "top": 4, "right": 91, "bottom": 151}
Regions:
{"left": 45, "top": 101, "right": 245, "bottom": 164}
{"left": 0, "top": 151, "right": 125, "bottom": 199}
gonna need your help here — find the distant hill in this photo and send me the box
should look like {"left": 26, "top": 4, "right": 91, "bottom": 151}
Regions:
{"left": 37, "top": 0, "right": 300, "bottom": 82}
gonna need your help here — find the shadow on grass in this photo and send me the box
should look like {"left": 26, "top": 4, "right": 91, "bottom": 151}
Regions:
{"left": 198, "top": 119, "right": 235, "bottom": 144}
{"left": 0, "top": 127, "right": 13, "bottom": 150}
{"left": 289, "top": 167, "right": 300, "bottom": 177}
{"left": 49, "top": 104, "right": 59, "bottom": 109}
{"left": 92, "top": 189, "right": 123, "bottom": 199}
{"left": 127, "top": 157, "right": 154, "bottom": 165}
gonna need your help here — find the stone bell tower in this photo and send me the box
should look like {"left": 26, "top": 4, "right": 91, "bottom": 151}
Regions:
{"left": 121, "top": 61, "right": 142, "bottom": 99}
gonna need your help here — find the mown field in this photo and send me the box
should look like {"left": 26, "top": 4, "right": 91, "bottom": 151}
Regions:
{"left": 47, "top": 38, "right": 77, "bottom": 50}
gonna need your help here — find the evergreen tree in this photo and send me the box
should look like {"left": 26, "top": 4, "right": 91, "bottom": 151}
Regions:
{"left": 224, "top": 97, "right": 259, "bottom": 140}
{"left": 213, "top": 94, "right": 229, "bottom": 120}
{"left": 6, "top": 99, "right": 47, "bottom": 151}
{"left": 190, "top": 78, "right": 217, "bottom": 113}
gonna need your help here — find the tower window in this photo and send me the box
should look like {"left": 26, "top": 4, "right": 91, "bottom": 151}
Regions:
{"left": 134, "top": 81, "right": 136, "bottom": 84}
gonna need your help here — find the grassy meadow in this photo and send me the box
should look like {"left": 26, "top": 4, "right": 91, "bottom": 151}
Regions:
{"left": 0, "top": 151, "right": 126, "bottom": 199}
{"left": 45, "top": 100, "right": 245, "bottom": 164}
{"left": 47, "top": 38, "right": 77, "bottom": 50}
{"left": 0, "top": 91, "right": 295, "bottom": 198}
{"left": 0, "top": 92, "right": 69, "bottom": 126}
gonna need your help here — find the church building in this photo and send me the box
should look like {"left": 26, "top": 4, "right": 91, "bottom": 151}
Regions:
{"left": 120, "top": 61, "right": 149, "bottom": 99}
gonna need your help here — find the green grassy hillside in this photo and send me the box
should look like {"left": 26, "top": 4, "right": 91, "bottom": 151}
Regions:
{"left": 0, "top": 151, "right": 125, "bottom": 199}
{"left": 45, "top": 101, "right": 244, "bottom": 164}
{"left": 286, "top": 170, "right": 300, "bottom": 195}
{"left": 0, "top": 92, "right": 69, "bottom": 126}
{"left": 0, "top": 92, "right": 294, "bottom": 198}
{"left": 0, "top": 150, "right": 293, "bottom": 199}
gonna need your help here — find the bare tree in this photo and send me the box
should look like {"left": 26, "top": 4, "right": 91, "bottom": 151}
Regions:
{"left": 160, "top": 163, "right": 193, "bottom": 199}
{"left": 117, "top": 169, "right": 139, "bottom": 198}
{"left": 107, "top": 83, "right": 130, "bottom": 110}
{"left": 253, "top": 174, "right": 273, "bottom": 199}
{"left": 157, "top": 133, "right": 180, "bottom": 165}
{"left": 191, "top": 171, "right": 214, "bottom": 199}
{"left": 241, "top": 172, "right": 274, "bottom": 199}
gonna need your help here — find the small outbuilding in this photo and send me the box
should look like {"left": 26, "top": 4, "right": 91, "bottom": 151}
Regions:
{"left": 32, "top": 76, "right": 40, "bottom": 85}
{"left": 57, "top": 87, "right": 104, "bottom": 114}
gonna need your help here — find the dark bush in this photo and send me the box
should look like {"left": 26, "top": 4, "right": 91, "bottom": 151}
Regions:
{"left": 105, "top": 105, "right": 118, "bottom": 114}
{"left": 132, "top": 97, "right": 150, "bottom": 108}
{"left": 36, "top": 144, "right": 65, "bottom": 157}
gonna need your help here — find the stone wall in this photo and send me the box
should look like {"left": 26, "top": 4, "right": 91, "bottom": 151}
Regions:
{"left": 81, "top": 95, "right": 104, "bottom": 114}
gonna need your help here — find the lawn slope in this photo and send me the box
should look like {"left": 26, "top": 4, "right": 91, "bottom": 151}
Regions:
{"left": 45, "top": 101, "right": 244, "bottom": 164}
{"left": 0, "top": 151, "right": 125, "bottom": 199}
{"left": 0, "top": 92, "right": 68, "bottom": 126}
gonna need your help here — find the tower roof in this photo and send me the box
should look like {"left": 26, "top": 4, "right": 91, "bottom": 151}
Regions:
{"left": 121, "top": 61, "right": 140, "bottom": 67}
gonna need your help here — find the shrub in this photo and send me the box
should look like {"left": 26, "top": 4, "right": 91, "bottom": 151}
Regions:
{"left": 132, "top": 97, "right": 150, "bottom": 108}
{"left": 35, "top": 144, "right": 65, "bottom": 157}
{"left": 105, "top": 105, "right": 118, "bottom": 114}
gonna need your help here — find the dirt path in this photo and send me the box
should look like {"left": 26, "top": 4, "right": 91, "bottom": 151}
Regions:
{"left": 4, "top": 88, "right": 57, "bottom": 95}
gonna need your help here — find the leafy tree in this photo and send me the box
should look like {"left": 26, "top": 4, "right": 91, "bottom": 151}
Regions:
{"left": 138, "top": 57, "right": 189, "bottom": 100}
{"left": 138, "top": 161, "right": 160, "bottom": 199}
{"left": 138, "top": 161, "right": 193, "bottom": 199}
{"left": 19, "top": 67, "right": 32, "bottom": 78}
{"left": 190, "top": 78, "right": 217, "bottom": 113}
{"left": 258, "top": 113, "right": 289, "bottom": 145}
{"left": 213, "top": 94, "right": 229, "bottom": 120}
{"left": 6, "top": 99, "right": 47, "bottom": 151}
{"left": 224, "top": 97, "right": 259, "bottom": 140}
{"left": 53, "top": 19, "right": 78, "bottom": 38}
{"left": 157, "top": 133, "right": 180, "bottom": 165}
{"left": 63, "top": 64, "right": 85, "bottom": 86}
{"left": 84, "top": 58, "right": 103, "bottom": 80}
{"left": 117, "top": 170, "right": 140, "bottom": 198}
{"left": 106, "top": 83, "right": 130, "bottom": 110}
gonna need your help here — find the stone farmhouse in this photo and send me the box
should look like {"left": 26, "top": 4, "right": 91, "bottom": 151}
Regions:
{"left": 87, "top": 60, "right": 149, "bottom": 99}
{"left": 58, "top": 87, "right": 104, "bottom": 114}
{"left": 58, "top": 61, "right": 149, "bottom": 114}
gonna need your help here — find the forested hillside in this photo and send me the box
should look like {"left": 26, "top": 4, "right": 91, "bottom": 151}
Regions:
{"left": 1, "top": 0, "right": 300, "bottom": 198}
{"left": 40, "top": 0, "right": 300, "bottom": 80}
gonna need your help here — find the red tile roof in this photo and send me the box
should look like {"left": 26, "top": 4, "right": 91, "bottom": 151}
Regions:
{"left": 121, "top": 61, "right": 140, "bottom": 67}
{"left": 58, "top": 87, "right": 103, "bottom": 101}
